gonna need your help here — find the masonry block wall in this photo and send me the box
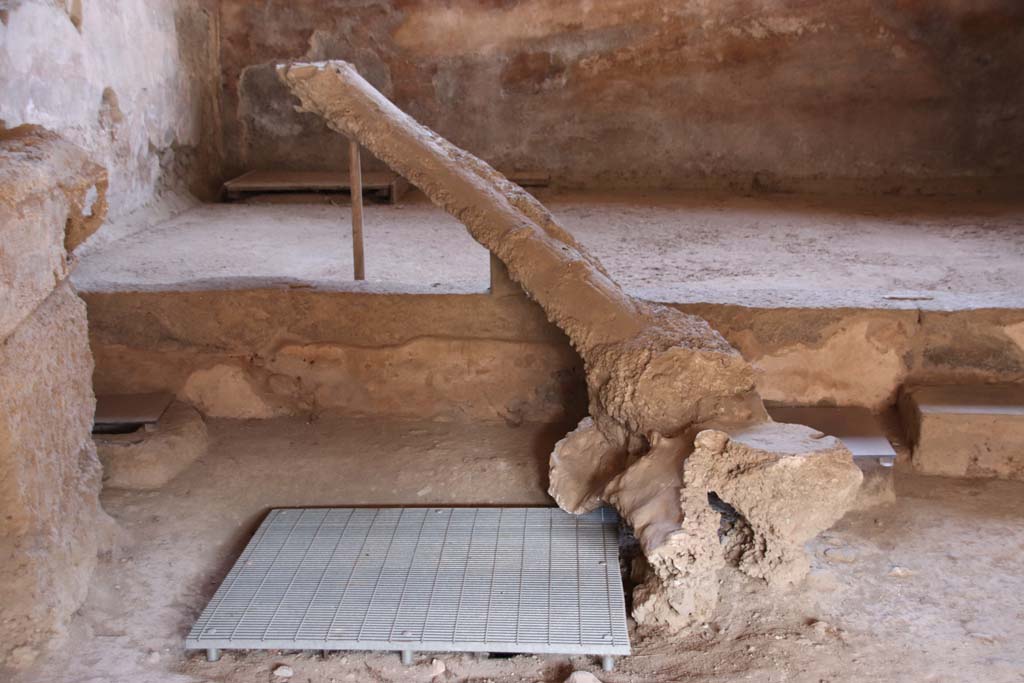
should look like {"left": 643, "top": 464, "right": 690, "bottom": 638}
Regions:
{"left": 0, "top": 127, "right": 112, "bottom": 672}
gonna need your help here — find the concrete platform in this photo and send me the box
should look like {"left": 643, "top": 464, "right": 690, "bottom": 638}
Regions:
{"left": 74, "top": 191, "right": 1024, "bottom": 310}
{"left": 73, "top": 192, "right": 1024, "bottom": 421}
{"left": 901, "top": 384, "right": 1024, "bottom": 480}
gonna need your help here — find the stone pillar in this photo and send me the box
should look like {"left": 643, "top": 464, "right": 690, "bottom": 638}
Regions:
{"left": 0, "top": 125, "right": 111, "bottom": 671}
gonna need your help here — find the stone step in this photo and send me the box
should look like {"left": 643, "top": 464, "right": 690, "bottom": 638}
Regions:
{"left": 900, "top": 384, "right": 1024, "bottom": 480}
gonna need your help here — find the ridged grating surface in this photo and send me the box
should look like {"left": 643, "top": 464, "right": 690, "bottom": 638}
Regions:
{"left": 186, "top": 507, "right": 630, "bottom": 656}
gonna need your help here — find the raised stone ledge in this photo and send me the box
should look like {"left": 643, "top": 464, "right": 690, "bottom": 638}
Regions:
{"left": 902, "top": 384, "right": 1024, "bottom": 480}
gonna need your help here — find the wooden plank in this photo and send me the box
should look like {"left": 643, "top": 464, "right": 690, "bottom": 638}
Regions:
{"left": 502, "top": 170, "right": 551, "bottom": 187}
{"left": 224, "top": 169, "right": 548, "bottom": 197}
{"left": 349, "top": 140, "right": 365, "bottom": 280}
{"left": 223, "top": 168, "right": 547, "bottom": 202}
{"left": 223, "top": 169, "right": 402, "bottom": 196}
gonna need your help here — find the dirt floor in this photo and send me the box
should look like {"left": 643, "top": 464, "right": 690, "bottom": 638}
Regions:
{"left": 14, "top": 416, "right": 1024, "bottom": 683}
{"left": 73, "top": 191, "right": 1024, "bottom": 310}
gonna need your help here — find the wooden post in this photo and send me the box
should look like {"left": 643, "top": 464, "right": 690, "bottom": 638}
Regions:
{"left": 348, "top": 138, "right": 365, "bottom": 280}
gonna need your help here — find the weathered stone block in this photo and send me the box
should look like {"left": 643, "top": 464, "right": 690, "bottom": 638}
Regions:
{"left": 0, "top": 125, "right": 107, "bottom": 342}
{"left": 0, "top": 283, "right": 110, "bottom": 669}
{"left": 902, "top": 384, "right": 1024, "bottom": 480}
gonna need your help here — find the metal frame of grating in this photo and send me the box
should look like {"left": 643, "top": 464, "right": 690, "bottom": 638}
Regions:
{"left": 186, "top": 507, "right": 630, "bottom": 668}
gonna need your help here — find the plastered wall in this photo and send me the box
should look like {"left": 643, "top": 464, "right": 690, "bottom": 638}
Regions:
{"left": 0, "top": 0, "right": 222, "bottom": 219}
{"left": 219, "top": 0, "right": 1024, "bottom": 194}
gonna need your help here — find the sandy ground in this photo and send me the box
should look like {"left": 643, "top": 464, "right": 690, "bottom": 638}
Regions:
{"left": 14, "top": 417, "right": 1024, "bottom": 683}
{"left": 73, "top": 191, "right": 1024, "bottom": 310}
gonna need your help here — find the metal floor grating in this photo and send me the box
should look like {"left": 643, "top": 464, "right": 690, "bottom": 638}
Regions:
{"left": 187, "top": 507, "right": 630, "bottom": 665}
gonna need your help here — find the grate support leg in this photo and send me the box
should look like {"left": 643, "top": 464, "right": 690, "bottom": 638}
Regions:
{"left": 602, "top": 655, "right": 615, "bottom": 672}
{"left": 206, "top": 648, "right": 221, "bottom": 662}
{"left": 401, "top": 650, "right": 414, "bottom": 666}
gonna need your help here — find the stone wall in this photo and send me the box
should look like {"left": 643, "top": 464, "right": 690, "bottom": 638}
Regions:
{"left": 692, "top": 305, "right": 1024, "bottom": 410}
{"left": 0, "top": 127, "right": 111, "bottom": 672}
{"left": 81, "top": 283, "right": 1024, "bottom": 422}
{"left": 0, "top": 4, "right": 220, "bottom": 661}
{"left": 218, "top": 0, "right": 1023, "bottom": 194}
{"left": 0, "top": 0, "right": 222, "bottom": 222}
{"left": 83, "top": 273, "right": 589, "bottom": 425}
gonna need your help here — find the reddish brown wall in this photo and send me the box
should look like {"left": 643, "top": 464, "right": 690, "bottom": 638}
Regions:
{"left": 0, "top": 0, "right": 223, "bottom": 216}
{"left": 218, "top": 0, "right": 1024, "bottom": 193}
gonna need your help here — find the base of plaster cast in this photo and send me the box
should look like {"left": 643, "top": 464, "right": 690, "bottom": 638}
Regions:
{"left": 94, "top": 402, "right": 207, "bottom": 489}
{"left": 607, "top": 422, "right": 864, "bottom": 633}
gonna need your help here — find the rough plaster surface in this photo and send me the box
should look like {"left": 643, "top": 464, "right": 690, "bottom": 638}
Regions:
{"left": 94, "top": 402, "right": 208, "bottom": 490}
{"left": 221, "top": 0, "right": 1024, "bottom": 194}
{"left": 850, "top": 461, "right": 897, "bottom": 511}
{"left": 747, "top": 318, "right": 912, "bottom": 410}
{"left": 265, "top": 337, "right": 582, "bottom": 423}
{"left": 84, "top": 286, "right": 587, "bottom": 424}
{"left": 80, "top": 294, "right": 1024, "bottom": 425}
{"left": 1005, "top": 321, "right": 1024, "bottom": 352}
{"left": 0, "top": 0, "right": 221, "bottom": 219}
{"left": 711, "top": 307, "right": 1024, "bottom": 410}
{"left": 181, "top": 364, "right": 286, "bottom": 419}
{"left": 278, "top": 61, "right": 862, "bottom": 630}
{"left": 0, "top": 283, "right": 112, "bottom": 672}
{"left": 0, "top": 126, "right": 106, "bottom": 340}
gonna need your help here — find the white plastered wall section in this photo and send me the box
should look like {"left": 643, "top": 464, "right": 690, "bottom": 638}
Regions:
{"left": 0, "top": 0, "right": 209, "bottom": 247}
